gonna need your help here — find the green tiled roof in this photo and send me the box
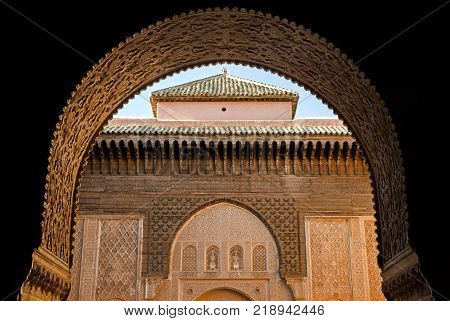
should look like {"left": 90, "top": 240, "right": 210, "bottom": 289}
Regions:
{"left": 150, "top": 68, "right": 299, "bottom": 117}
{"left": 102, "top": 124, "right": 350, "bottom": 136}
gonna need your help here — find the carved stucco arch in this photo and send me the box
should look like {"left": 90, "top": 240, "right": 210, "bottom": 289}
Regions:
{"left": 20, "top": 7, "right": 431, "bottom": 300}
{"left": 167, "top": 199, "right": 285, "bottom": 276}
{"left": 195, "top": 287, "right": 254, "bottom": 301}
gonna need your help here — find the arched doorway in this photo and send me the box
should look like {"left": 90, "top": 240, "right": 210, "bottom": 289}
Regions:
{"left": 196, "top": 288, "right": 251, "bottom": 301}
{"left": 20, "top": 8, "right": 430, "bottom": 300}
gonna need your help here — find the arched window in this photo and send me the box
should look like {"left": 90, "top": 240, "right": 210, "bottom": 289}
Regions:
{"left": 206, "top": 245, "right": 220, "bottom": 271}
{"left": 182, "top": 245, "right": 197, "bottom": 271}
{"left": 252, "top": 245, "right": 267, "bottom": 271}
{"left": 229, "top": 245, "right": 244, "bottom": 271}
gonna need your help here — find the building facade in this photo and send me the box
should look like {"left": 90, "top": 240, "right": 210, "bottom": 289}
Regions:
{"left": 68, "top": 70, "right": 385, "bottom": 301}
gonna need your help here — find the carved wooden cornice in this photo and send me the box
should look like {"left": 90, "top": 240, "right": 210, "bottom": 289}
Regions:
{"left": 87, "top": 137, "right": 367, "bottom": 176}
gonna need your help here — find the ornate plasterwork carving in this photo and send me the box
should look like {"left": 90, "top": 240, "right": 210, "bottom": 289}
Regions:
{"left": 305, "top": 217, "right": 386, "bottom": 301}
{"left": 206, "top": 246, "right": 220, "bottom": 271}
{"left": 167, "top": 202, "right": 291, "bottom": 301}
{"left": 22, "top": 7, "right": 429, "bottom": 300}
{"left": 67, "top": 217, "right": 143, "bottom": 301}
{"left": 146, "top": 197, "right": 299, "bottom": 278}
{"left": 95, "top": 220, "right": 140, "bottom": 301}
{"left": 307, "top": 218, "right": 353, "bottom": 301}
{"left": 143, "top": 278, "right": 164, "bottom": 300}
{"left": 66, "top": 220, "right": 83, "bottom": 301}
{"left": 286, "top": 277, "right": 308, "bottom": 301}
{"left": 181, "top": 245, "right": 197, "bottom": 272}
{"left": 252, "top": 245, "right": 267, "bottom": 272}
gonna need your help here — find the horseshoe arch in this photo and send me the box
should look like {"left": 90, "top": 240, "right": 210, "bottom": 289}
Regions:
{"left": 20, "top": 7, "right": 431, "bottom": 301}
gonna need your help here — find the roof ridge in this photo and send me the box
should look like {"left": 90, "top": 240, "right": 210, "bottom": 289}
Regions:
{"left": 151, "top": 72, "right": 298, "bottom": 96}
{"left": 151, "top": 73, "right": 223, "bottom": 95}
{"left": 224, "top": 73, "right": 298, "bottom": 95}
{"left": 149, "top": 71, "right": 300, "bottom": 118}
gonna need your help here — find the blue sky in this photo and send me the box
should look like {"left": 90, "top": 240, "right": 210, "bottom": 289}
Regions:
{"left": 115, "top": 63, "right": 336, "bottom": 119}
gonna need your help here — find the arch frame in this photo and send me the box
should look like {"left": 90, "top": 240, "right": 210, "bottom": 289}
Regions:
{"left": 20, "top": 7, "right": 431, "bottom": 300}
{"left": 167, "top": 198, "right": 285, "bottom": 276}
{"left": 195, "top": 287, "right": 254, "bottom": 301}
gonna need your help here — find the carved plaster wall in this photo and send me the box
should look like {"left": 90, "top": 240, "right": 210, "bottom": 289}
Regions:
{"left": 157, "top": 203, "right": 294, "bottom": 301}
{"left": 67, "top": 217, "right": 143, "bottom": 300}
{"left": 305, "top": 217, "right": 385, "bottom": 301}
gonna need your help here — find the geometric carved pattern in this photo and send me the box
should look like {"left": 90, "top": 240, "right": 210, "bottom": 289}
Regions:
{"left": 95, "top": 220, "right": 139, "bottom": 301}
{"left": 181, "top": 245, "right": 197, "bottom": 271}
{"left": 147, "top": 197, "right": 298, "bottom": 277}
{"left": 349, "top": 219, "right": 367, "bottom": 300}
{"left": 206, "top": 245, "right": 220, "bottom": 271}
{"left": 309, "top": 219, "right": 353, "bottom": 300}
{"left": 148, "top": 197, "right": 214, "bottom": 274}
{"left": 229, "top": 245, "right": 244, "bottom": 271}
{"left": 67, "top": 220, "right": 83, "bottom": 300}
{"left": 244, "top": 197, "right": 299, "bottom": 275}
{"left": 252, "top": 245, "right": 267, "bottom": 272}
{"left": 364, "top": 220, "right": 386, "bottom": 301}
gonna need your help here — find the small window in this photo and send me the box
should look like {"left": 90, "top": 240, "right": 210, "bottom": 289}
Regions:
{"left": 229, "top": 245, "right": 244, "bottom": 271}
{"left": 206, "top": 245, "right": 220, "bottom": 271}
{"left": 252, "top": 245, "right": 267, "bottom": 271}
{"left": 182, "top": 245, "right": 197, "bottom": 271}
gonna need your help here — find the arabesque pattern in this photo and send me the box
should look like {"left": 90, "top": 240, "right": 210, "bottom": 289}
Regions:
{"left": 67, "top": 220, "right": 83, "bottom": 301}
{"left": 95, "top": 220, "right": 139, "bottom": 301}
{"left": 309, "top": 219, "right": 352, "bottom": 300}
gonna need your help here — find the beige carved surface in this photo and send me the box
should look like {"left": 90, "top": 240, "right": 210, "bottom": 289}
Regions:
{"left": 146, "top": 197, "right": 299, "bottom": 278}
{"left": 167, "top": 203, "right": 292, "bottom": 300}
{"left": 67, "top": 220, "right": 83, "bottom": 301}
{"left": 181, "top": 280, "right": 267, "bottom": 301}
{"left": 308, "top": 218, "right": 353, "bottom": 300}
{"left": 306, "top": 217, "right": 385, "bottom": 301}
{"left": 95, "top": 220, "right": 140, "bottom": 300}
{"left": 196, "top": 288, "right": 251, "bottom": 301}
{"left": 349, "top": 219, "right": 368, "bottom": 300}
{"left": 21, "top": 8, "right": 425, "bottom": 300}
{"left": 252, "top": 245, "right": 267, "bottom": 272}
{"left": 181, "top": 245, "right": 197, "bottom": 272}
{"left": 78, "top": 219, "right": 100, "bottom": 300}
{"left": 67, "top": 218, "right": 142, "bottom": 301}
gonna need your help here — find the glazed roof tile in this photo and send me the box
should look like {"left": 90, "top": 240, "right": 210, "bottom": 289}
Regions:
{"left": 149, "top": 69, "right": 299, "bottom": 117}
{"left": 102, "top": 119, "right": 350, "bottom": 136}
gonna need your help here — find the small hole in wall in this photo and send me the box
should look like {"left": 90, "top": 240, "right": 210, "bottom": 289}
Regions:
{"left": 222, "top": 107, "right": 227, "bottom": 112}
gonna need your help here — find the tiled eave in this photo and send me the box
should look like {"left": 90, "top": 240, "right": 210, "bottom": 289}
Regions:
{"left": 102, "top": 124, "right": 350, "bottom": 136}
